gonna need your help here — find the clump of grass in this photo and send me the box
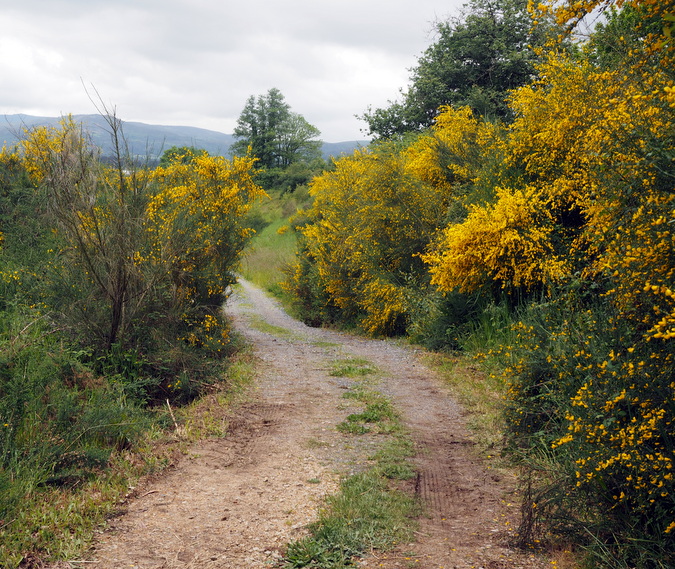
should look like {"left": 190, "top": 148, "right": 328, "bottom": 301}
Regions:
{"left": 283, "top": 470, "right": 419, "bottom": 568}
{"left": 337, "top": 379, "right": 400, "bottom": 436}
{"left": 248, "top": 314, "right": 301, "bottom": 340}
{"left": 336, "top": 420, "right": 372, "bottom": 435}
{"left": 373, "top": 438, "right": 417, "bottom": 481}
{"left": 329, "top": 357, "right": 378, "bottom": 378}
{"left": 337, "top": 397, "right": 399, "bottom": 436}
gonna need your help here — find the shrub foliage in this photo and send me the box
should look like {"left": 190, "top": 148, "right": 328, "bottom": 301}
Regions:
{"left": 286, "top": 0, "right": 674, "bottom": 565}
{"left": 0, "top": 114, "right": 264, "bottom": 566}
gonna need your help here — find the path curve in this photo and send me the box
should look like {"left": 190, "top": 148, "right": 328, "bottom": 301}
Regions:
{"left": 81, "top": 279, "right": 549, "bottom": 569}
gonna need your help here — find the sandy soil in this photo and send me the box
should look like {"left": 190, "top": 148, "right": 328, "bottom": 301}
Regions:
{"left": 77, "top": 279, "right": 551, "bottom": 569}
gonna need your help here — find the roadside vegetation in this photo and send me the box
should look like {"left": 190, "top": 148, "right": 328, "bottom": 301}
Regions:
{"left": 0, "top": 75, "right": 327, "bottom": 566}
{"left": 241, "top": 181, "right": 314, "bottom": 300}
{"left": 279, "top": 0, "right": 674, "bottom": 567}
{"left": 0, "top": 111, "right": 263, "bottom": 566}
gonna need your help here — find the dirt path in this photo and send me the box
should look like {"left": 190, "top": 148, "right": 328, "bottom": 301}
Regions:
{"left": 83, "top": 279, "right": 550, "bottom": 569}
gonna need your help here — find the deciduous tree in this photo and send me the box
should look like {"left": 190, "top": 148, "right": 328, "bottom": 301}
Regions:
{"left": 231, "top": 88, "right": 322, "bottom": 170}
{"left": 360, "top": 0, "right": 555, "bottom": 138}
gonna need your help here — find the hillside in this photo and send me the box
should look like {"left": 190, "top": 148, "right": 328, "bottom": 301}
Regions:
{"left": 0, "top": 114, "right": 367, "bottom": 161}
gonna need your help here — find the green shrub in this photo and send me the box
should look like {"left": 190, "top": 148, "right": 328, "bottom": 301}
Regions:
{"left": 502, "top": 288, "right": 675, "bottom": 567}
{"left": 406, "top": 288, "right": 482, "bottom": 350}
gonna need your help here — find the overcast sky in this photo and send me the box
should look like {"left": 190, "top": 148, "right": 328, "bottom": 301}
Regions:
{"left": 1, "top": 1, "right": 466, "bottom": 142}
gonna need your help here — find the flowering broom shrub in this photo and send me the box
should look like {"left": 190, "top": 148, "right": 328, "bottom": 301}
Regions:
{"left": 488, "top": 0, "right": 675, "bottom": 563}
{"left": 287, "top": 142, "right": 449, "bottom": 334}
{"left": 286, "top": 107, "right": 498, "bottom": 335}
{"left": 18, "top": 119, "right": 264, "bottom": 402}
{"left": 148, "top": 149, "right": 265, "bottom": 355}
{"left": 283, "top": 1, "right": 675, "bottom": 562}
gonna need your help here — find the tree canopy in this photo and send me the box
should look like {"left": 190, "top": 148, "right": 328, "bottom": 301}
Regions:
{"left": 231, "top": 88, "right": 322, "bottom": 169}
{"left": 360, "top": 0, "right": 555, "bottom": 138}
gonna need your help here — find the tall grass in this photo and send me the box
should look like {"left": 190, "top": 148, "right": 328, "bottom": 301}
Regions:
{"left": 0, "top": 304, "right": 150, "bottom": 567}
{"left": 240, "top": 185, "right": 311, "bottom": 299}
{"left": 0, "top": 302, "right": 254, "bottom": 567}
{"left": 240, "top": 217, "right": 298, "bottom": 295}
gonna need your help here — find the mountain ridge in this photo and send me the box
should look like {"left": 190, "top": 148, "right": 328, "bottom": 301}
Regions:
{"left": 0, "top": 113, "right": 367, "bottom": 161}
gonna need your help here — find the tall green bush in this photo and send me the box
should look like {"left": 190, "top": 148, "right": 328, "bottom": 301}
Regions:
{"left": 17, "top": 117, "right": 264, "bottom": 401}
{"left": 0, "top": 115, "right": 262, "bottom": 566}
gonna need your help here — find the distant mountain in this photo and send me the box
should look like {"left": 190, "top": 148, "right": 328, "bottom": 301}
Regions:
{"left": 321, "top": 140, "right": 368, "bottom": 159}
{"left": 0, "top": 114, "right": 367, "bottom": 161}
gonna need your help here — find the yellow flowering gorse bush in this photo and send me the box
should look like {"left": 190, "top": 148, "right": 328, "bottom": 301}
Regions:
{"left": 287, "top": 0, "right": 674, "bottom": 561}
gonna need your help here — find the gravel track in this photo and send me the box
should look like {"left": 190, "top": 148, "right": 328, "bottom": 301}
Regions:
{"left": 80, "top": 279, "right": 550, "bottom": 569}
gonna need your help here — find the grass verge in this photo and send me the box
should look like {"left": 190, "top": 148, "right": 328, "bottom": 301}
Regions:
{"left": 329, "top": 357, "right": 378, "bottom": 378}
{"left": 0, "top": 345, "right": 256, "bottom": 569}
{"left": 247, "top": 314, "right": 303, "bottom": 341}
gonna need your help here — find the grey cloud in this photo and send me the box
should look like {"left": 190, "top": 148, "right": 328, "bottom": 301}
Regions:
{"left": 1, "top": 0, "right": 464, "bottom": 142}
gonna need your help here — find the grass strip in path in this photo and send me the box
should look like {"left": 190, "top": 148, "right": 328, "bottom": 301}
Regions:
{"left": 282, "top": 358, "right": 420, "bottom": 569}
